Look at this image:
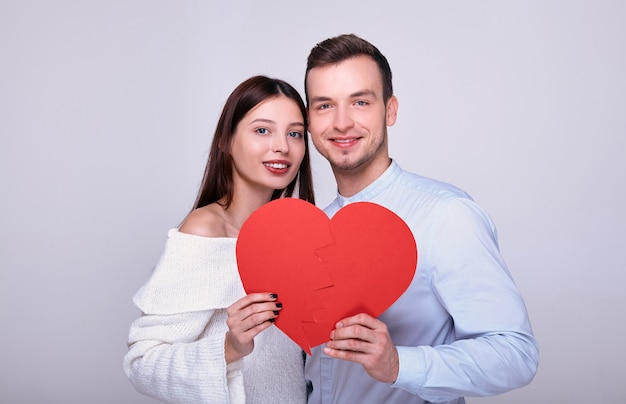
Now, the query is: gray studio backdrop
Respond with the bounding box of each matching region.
[1,1,624,403]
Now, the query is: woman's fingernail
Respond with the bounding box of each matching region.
[275,302,283,308]
[270,293,278,299]
[273,310,279,315]
[269,318,275,323]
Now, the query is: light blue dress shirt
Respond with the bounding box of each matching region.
[305,161,539,404]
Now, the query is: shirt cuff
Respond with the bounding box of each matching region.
[391,345,426,394]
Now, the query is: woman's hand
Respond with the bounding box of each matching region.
[224,293,282,363]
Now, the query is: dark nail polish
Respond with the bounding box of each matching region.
[275,302,283,308]
[270,293,278,299]
[269,318,275,323]
[273,310,280,315]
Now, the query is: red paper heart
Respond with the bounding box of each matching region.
[236,198,417,354]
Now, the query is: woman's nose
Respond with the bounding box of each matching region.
[272,134,289,153]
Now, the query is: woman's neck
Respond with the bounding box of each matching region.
[220,187,274,235]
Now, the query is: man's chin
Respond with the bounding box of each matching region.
[330,158,364,173]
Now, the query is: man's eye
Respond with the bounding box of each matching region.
[318,104,331,110]
[355,100,369,106]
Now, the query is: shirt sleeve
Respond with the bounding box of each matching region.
[393,197,539,401]
[123,309,243,404]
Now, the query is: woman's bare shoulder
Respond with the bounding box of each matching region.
[178,204,227,237]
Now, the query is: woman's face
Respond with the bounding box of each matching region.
[230,95,306,196]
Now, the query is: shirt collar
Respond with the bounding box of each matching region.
[336,160,401,208]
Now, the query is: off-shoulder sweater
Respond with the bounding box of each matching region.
[123,229,307,403]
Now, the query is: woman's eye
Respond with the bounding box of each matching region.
[288,131,303,138]
[256,127,269,135]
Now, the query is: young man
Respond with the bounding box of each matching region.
[303,34,539,403]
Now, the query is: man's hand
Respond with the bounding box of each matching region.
[323,313,399,383]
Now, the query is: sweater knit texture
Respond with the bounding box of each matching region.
[123,229,307,403]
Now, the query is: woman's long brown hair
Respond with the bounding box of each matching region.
[190,76,315,214]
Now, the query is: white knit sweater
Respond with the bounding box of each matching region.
[123,229,307,403]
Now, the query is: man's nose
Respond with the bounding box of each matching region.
[332,106,355,132]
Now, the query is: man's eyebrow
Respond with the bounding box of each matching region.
[351,90,377,99]
[310,90,377,103]
[309,96,332,103]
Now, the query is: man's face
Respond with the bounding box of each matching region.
[306,55,397,177]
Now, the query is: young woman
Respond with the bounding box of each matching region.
[123,76,314,403]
